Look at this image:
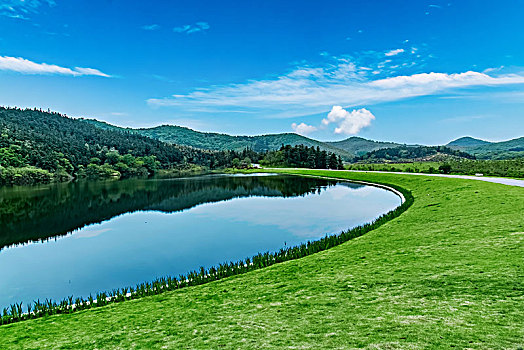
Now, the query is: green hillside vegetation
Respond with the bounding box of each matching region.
[260,145,344,169]
[353,145,475,163]
[346,159,524,178]
[83,119,353,159]
[1,169,522,348]
[447,136,524,159]
[326,136,404,156]
[79,119,524,161]
[447,136,492,148]
[0,107,259,185]
[444,159,524,177]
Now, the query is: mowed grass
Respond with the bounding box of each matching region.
[1,170,523,349]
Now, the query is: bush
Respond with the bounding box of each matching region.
[439,164,452,174]
[0,166,53,186]
[85,164,120,179]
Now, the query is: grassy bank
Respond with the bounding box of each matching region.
[1,170,523,349]
[346,159,524,178]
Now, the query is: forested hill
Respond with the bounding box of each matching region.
[82,119,353,159]
[447,136,524,159]
[326,137,405,156]
[354,145,475,162]
[0,107,254,185]
[447,136,491,148]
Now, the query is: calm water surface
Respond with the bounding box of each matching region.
[0,174,401,308]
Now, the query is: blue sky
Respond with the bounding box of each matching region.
[0,0,523,144]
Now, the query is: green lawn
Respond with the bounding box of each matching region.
[1,170,523,349]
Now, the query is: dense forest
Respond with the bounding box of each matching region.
[353,145,475,162]
[260,145,344,169]
[0,108,350,186]
[0,107,259,185]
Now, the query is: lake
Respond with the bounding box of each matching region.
[0,173,401,308]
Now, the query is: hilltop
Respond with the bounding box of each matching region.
[447,136,524,159]
[447,136,491,148]
[354,145,475,163]
[326,136,404,156]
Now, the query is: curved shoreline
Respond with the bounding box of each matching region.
[293,173,406,204]
[0,173,412,326]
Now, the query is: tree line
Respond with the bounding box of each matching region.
[260,145,344,169]
[353,145,475,162]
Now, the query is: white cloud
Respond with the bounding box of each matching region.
[73,67,111,77]
[142,24,160,31]
[368,71,524,89]
[0,55,111,77]
[0,0,55,19]
[291,122,317,136]
[173,22,210,34]
[385,48,405,57]
[147,56,524,119]
[322,106,375,135]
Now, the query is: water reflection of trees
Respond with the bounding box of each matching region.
[0,175,354,249]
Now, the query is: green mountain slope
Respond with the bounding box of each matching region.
[0,107,248,184]
[326,136,404,156]
[447,136,491,148]
[447,136,524,159]
[82,120,354,159]
[354,145,475,163]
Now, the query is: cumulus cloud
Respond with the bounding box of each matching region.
[0,55,111,77]
[322,106,375,135]
[291,122,317,136]
[173,22,210,34]
[385,49,404,56]
[147,56,524,119]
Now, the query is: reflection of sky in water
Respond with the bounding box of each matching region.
[0,182,400,308]
[191,185,398,237]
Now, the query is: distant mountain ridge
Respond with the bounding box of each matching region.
[82,119,523,160]
[326,137,405,156]
[447,136,524,159]
[82,120,358,159]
